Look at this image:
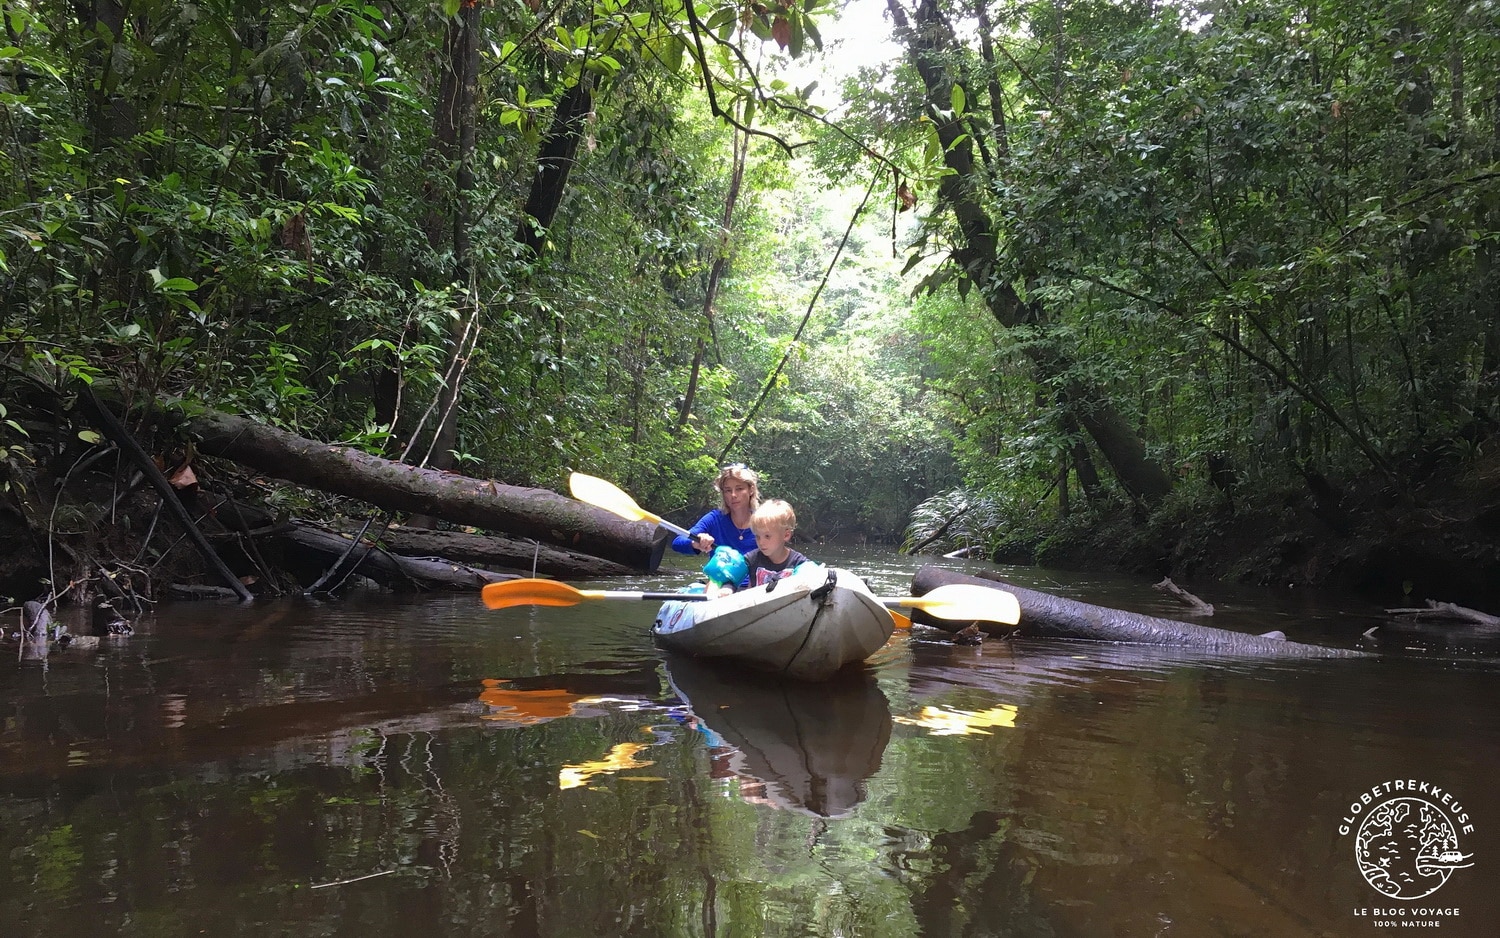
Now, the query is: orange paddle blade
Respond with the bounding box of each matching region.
[482,578,586,610]
[889,609,913,629]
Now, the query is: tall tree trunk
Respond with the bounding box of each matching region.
[76,0,133,148]
[418,2,481,482]
[516,76,595,257]
[888,0,1171,507]
[1481,80,1500,422]
[516,74,595,397]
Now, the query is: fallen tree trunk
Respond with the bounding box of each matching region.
[371,526,636,579]
[188,409,665,571]
[205,494,630,581]
[278,521,514,592]
[910,565,1367,658]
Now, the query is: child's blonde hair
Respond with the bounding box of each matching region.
[750,499,796,535]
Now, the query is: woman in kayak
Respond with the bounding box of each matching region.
[672,463,761,558]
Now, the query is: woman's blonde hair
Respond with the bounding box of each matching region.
[750,499,796,534]
[715,463,761,511]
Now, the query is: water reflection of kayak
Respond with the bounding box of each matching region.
[652,565,893,681]
[664,654,892,818]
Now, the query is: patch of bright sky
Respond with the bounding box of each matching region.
[783,0,902,111]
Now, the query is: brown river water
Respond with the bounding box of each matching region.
[2,547,1497,937]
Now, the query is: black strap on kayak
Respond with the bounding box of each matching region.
[775,567,837,677]
[808,567,837,604]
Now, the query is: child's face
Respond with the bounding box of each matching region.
[753,525,792,557]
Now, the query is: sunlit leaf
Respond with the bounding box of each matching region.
[894,704,1019,736]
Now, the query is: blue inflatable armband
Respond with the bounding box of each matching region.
[703,546,748,589]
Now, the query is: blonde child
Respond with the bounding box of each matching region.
[743,499,810,588]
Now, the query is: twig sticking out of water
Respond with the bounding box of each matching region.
[1153,577,1215,615]
[309,869,397,889]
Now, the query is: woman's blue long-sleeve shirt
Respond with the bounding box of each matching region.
[670,509,759,557]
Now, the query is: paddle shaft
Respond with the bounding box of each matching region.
[645,514,693,539]
[579,590,711,602]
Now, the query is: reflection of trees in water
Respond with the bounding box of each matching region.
[889,810,1055,936]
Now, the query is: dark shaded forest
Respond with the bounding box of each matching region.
[3,0,1499,613]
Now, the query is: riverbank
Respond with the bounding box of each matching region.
[1024,450,1500,611]
[4,406,1499,617]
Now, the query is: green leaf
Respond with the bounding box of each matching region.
[663,35,684,73]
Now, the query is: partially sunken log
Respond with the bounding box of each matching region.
[278,521,513,592]
[189,409,664,571]
[910,565,1366,658]
[372,527,636,579]
[1384,600,1500,628]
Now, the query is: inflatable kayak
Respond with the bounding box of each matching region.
[652,564,894,680]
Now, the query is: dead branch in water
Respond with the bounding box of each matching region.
[1153,577,1215,615]
[1384,600,1500,627]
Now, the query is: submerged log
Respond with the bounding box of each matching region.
[371,526,635,579]
[278,521,514,592]
[910,565,1366,658]
[188,409,665,571]
[1384,600,1500,627]
[206,495,632,581]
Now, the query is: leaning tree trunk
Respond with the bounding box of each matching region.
[887,0,1172,508]
[679,124,747,429]
[188,409,665,571]
[516,73,595,398]
[515,75,594,258]
[911,565,1366,657]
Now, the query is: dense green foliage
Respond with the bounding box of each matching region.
[1,0,916,530]
[3,0,1497,556]
[872,0,1500,556]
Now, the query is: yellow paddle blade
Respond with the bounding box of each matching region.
[569,472,692,537]
[888,584,1022,625]
[889,609,913,630]
[482,578,587,610]
[569,472,657,524]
